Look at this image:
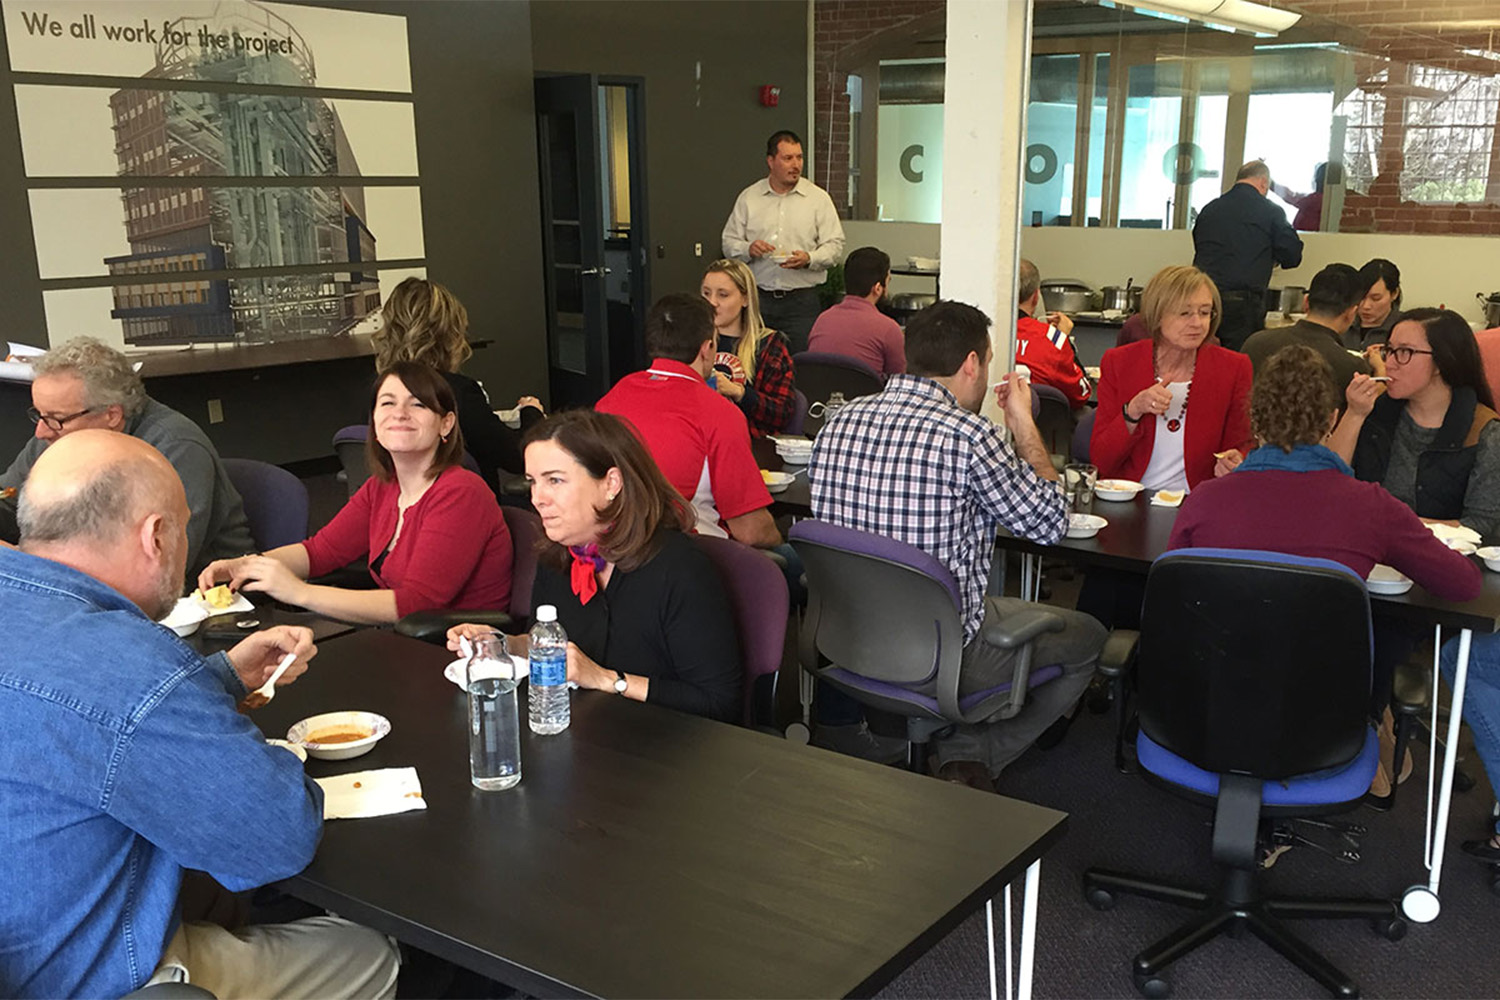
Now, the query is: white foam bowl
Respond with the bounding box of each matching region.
[1066,514,1108,539]
[1478,546,1500,572]
[1094,479,1144,502]
[774,438,813,464]
[287,711,391,761]
[266,738,308,763]
[908,255,940,271]
[1366,564,1413,596]
[1445,539,1479,556]
[761,471,795,493]
[159,597,207,637]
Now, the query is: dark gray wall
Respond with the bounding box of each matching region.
[530,0,810,303]
[0,1,548,462]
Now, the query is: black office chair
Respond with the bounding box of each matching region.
[1071,407,1096,464]
[395,505,542,643]
[791,351,884,436]
[1083,549,1404,999]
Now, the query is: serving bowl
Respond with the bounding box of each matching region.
[1066,514,1108,539]
[761,470,795,493]
[1477,546,1500,572]
[159,597,207,637]
[1094,479,1144,502]
[287,711,391,761]
[907,255,940,271]
[1366,564,1414,596]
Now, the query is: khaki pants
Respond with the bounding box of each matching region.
[149,916,399,999]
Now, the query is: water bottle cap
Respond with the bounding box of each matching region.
[535,605,558,623]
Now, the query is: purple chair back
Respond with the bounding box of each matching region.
[787,388,809,436]
[693,534,789,726]
[789,519,1062,728]
[222,458,309,551]
[501,505,543,621]
[1072,407,1095,464]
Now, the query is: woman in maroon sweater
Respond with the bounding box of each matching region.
[1170,346,1479,729]
[199,362,512,622]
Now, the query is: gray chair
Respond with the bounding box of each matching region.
[1031,383,1076,459]
[331,424,371,498]
[1071,407,1096,464]
[789,519,1068,774]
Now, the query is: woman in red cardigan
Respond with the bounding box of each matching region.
[1092,265,1254,492]
[198,362,512,623]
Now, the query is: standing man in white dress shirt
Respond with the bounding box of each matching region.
[721,129,846,354]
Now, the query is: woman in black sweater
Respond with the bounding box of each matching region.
[449,410,743,722]
[372,277,544,493]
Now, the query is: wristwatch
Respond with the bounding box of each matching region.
[612,670,629,694]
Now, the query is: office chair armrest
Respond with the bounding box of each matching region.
[1098,629,1140,679]
[499,473,531,497]
[395,609,516,645]
[981,606,1065,650]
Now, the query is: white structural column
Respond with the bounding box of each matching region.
[940,0,1033,422]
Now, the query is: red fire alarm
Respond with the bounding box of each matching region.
[760,85,781,107]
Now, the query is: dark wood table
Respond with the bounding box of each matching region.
[995,492,1500,923]
[254,629,1068,999]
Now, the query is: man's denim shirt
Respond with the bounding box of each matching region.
[0,547,324,999]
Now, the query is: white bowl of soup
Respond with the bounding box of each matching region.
[287,711,391,761]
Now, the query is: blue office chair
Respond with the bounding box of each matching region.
[789,519,1069,774]
[221,458,308,551]
[1083,549,1404,999]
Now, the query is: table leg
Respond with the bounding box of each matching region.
[1405,626,1470,923]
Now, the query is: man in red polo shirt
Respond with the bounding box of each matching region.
[598,294,781,549]
[1016,258,1092,409]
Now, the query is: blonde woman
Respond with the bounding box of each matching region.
[372,277,543,490]
[700,259,797,436]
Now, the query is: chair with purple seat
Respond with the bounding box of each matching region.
[332,424,482,498]
[694,535,789,727]
[221,458,308,551]
[1083,549,1404,999]
[788,519,1067,774]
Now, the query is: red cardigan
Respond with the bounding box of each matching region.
[1091,339,1254,490]
[303,466,513,617]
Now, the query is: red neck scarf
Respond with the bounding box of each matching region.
[569,544,607,605]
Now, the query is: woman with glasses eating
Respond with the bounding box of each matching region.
[1330,307,1500,542]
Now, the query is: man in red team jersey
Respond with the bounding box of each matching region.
[1015,259,1092,410]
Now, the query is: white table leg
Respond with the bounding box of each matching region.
[1018,859,1040,1000]
[987,860,1042,1000]
[1405,626,1470,923]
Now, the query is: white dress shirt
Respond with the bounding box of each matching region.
[721,177,846,292]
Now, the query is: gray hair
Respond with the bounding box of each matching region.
[18,464,141,546]
[1236,160,1270,182]
[1018,259,1041,303]
[33,337,147,419]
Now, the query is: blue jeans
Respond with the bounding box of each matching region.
[1439,633,1500,836]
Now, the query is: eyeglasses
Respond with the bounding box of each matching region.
[1377,345,1434,365]
[26,406,97,432]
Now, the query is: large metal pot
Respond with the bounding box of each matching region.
[889,292,937,327]
[1100,282,1143,314]
[1477,292,1500,329]
[1039,280,1096,314]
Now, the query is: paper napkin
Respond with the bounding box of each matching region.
[316,767,427,820]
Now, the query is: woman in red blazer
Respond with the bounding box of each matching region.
[1092,265,1254,491]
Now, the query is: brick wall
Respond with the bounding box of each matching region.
[812,0,945,218]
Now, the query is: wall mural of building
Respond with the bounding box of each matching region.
[104,4,377,345]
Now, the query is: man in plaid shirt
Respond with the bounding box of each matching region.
[810,300,1106,791]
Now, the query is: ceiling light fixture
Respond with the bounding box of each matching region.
[1117,0,1301,37]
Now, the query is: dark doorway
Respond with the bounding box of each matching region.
[534,74,649,408]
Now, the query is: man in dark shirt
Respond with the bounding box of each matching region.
[1243,263,1372,393]
[1192,160,1304,351]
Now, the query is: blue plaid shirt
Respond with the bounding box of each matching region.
[809,375,1067,642]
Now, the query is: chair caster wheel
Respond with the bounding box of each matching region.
[1372,916,1407,941]
[1456,770,1477,793]
[1085,887,1116,911]
[784,722,810,745]
[1133,970,1170,998]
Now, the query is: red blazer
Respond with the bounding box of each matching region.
[1091,339,1254,490]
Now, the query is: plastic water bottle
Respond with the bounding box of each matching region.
[528,605,570,734]
[824,391,848,422]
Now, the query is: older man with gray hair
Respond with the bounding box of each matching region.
[0,430,400,999]
[0,336,252,572]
